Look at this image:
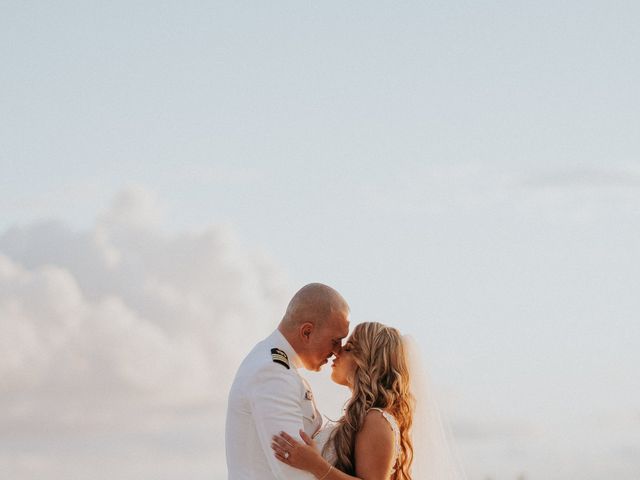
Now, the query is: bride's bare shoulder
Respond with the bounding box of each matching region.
[358,409,395,441]
[353,410,396,475]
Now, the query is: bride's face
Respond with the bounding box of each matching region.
[330,337,357,387]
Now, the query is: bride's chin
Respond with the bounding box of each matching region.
[331,373,351,388]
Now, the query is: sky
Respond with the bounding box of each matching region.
[1,1,639,479]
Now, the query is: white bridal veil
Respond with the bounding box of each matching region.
[402,335,467,480]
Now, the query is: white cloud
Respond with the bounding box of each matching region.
[0,187,292,479]
[0,186,291,427]
[99,185,165,230]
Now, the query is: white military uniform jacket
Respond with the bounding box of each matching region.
[226,329,323,480]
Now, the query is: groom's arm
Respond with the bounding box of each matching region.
[250,367,316,480]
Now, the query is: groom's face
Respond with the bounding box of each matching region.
[302,311,350,372]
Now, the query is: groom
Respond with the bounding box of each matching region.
[226,283,350,479]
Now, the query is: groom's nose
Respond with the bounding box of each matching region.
[332,344,343,357]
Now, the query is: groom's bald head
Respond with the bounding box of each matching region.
[279,283,350,371]
[281,283,349,329]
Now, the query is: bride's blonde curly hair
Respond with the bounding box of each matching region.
[325,322,414,480]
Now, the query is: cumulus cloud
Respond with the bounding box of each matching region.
[0,186,291,428]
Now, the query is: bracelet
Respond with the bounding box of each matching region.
[318,465,333,480]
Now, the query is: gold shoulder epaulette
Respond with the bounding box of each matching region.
[271,348,290,369]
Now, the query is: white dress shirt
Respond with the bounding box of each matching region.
[226,329,323,479]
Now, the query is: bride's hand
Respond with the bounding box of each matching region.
[272,429,326,473]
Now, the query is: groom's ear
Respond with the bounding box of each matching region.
[300,322,314,342]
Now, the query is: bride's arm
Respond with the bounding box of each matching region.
[352,410,396,479]
[272,411,395,480]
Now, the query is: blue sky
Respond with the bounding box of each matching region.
[1,2,639,479]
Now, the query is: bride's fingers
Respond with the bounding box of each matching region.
[299,429,313,446]
[271,442,290,460]
[278,431,297,445]
[273,449,289,463]
[271,441,283,453]
[272,435,290,450]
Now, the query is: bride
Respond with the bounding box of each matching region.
[271,322,465,480]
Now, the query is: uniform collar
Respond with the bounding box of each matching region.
[270,329,303,370]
